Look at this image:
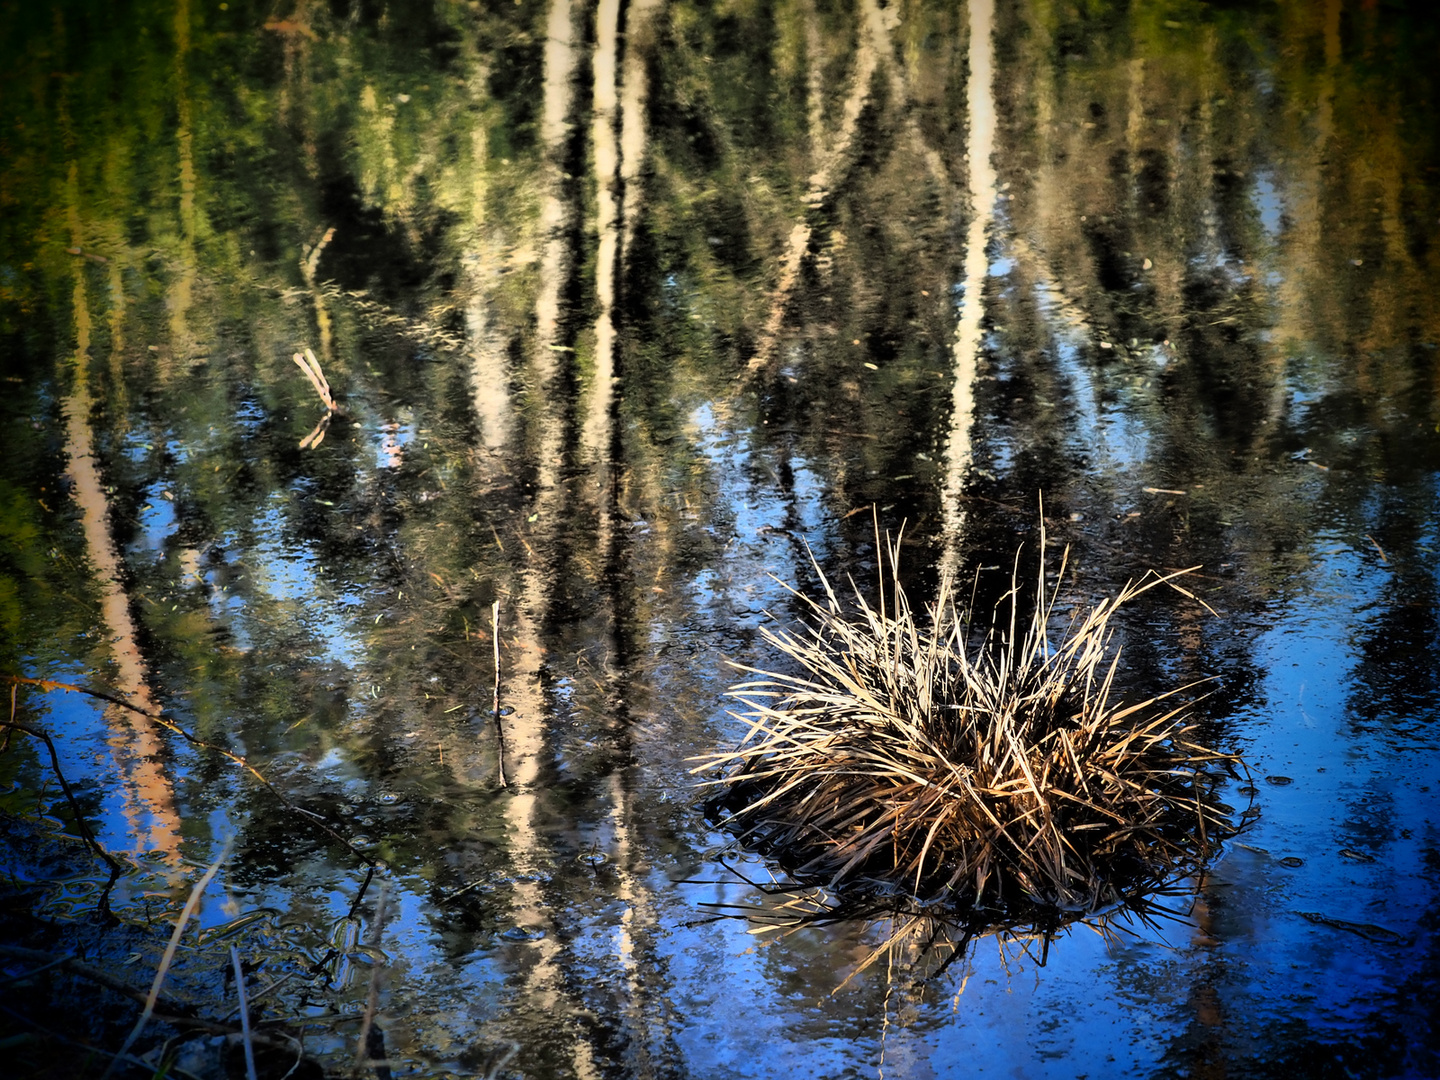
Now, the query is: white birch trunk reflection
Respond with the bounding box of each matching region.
[749,0,880,373]
[582,0,623,462]
[499,2,600,1074]
[940,0,996,573]
[62,167,183,861]
[466,111,511,452]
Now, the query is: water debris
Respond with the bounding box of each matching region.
[696,524,1246,939]
[1296,911,1402,944]
[294,347,339,449]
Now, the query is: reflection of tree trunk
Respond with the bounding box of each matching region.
[493,3,601,1073]
[448,27,513,453]
[1273,0,1336,355]
[861,0,945,185]
[104,223,131,429]
[531,0,581,494]
[619,0,661,261]
[466,125,511,451]
[169,0,197,367]
[62,166,183,861]
[939,0,996,575]
[582,0,624,462]
[749,0,955,378]
[748,0,880,373]
[300,226,335,364]
[588,2,677,1067]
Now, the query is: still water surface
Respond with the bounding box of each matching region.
[1,0,1438,1075]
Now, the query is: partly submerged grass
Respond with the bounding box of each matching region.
[695,528,1245,925]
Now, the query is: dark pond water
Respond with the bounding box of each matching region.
[2,0,1439,1076]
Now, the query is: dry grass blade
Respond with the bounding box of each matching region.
[698,526,1248,933]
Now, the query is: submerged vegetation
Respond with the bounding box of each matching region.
[699,528,1246,936]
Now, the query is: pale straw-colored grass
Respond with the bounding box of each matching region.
[695,525,1243,923]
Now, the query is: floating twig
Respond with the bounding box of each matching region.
[493,600,507,788]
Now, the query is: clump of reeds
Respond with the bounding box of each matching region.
[696,528,1244,922]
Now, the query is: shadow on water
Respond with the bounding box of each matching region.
[1,0,1439,1075]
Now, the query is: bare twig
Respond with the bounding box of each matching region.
[231,945,259,1080]
[492,600,507,788]
[352,882,390,1078]
[294,346,339,448]
[103,846,229,1079]
[293,347,335,410]
[0,712,123,881]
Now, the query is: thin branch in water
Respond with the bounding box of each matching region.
[307,865,378,982]
[103,845,230,1079]
[231,944,259,1080]
[294,346,339,448]
[2,696,123,911]
[352,882,391,1079]
[492,600,507,788]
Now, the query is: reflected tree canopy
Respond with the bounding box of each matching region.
[1,0,1438,1075]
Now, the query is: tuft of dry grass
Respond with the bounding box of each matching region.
[695,526,1245,922]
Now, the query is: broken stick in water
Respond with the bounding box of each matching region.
[493,599,507,788]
